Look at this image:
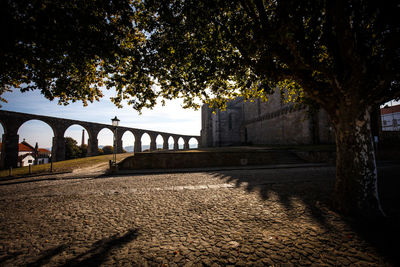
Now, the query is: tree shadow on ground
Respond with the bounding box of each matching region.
[25,229,139,267]
[208,164,400,265]
[26,245,68,267]
[0,251,23,265]
[210,166,337,228]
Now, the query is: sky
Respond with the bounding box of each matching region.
[0,88,201,148]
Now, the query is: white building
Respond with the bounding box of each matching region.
[18,154,35,167]
[0,139,51,167]
[381,104,400,131]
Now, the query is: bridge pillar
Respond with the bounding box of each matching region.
[162,135,169,150]
[52,135,65,162]
[173,137,179,150]
[197,137,202,148]
[115,129,124,154]
[183,138,190,150]
[87,138,99,156]
[150,136,157,151]
[134,139,142,152]
[0,133,19,169]
[117,139,123,153]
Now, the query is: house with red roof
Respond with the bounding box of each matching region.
[0,139,51,167]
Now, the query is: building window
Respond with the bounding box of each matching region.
[28,160,32,163]
[228,114,233,130]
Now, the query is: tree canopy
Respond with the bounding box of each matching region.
[0,0,149,107]
[65,137,82,159]
[2,1,399,111]
[131,0,399,112]
[101,145,114,155]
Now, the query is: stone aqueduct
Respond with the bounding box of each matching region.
[0,110,201,169]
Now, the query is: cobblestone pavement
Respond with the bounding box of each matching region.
[0,165,398,266]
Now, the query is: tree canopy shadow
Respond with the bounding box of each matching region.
[208,164,400,265]
[25,229,139,267]
[61,229,139,267]
[209,166,337,230]
[26,245,68,267]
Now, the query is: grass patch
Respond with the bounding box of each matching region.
[0,153,133,178]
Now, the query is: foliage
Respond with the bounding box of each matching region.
[0,0,145,107]
[101,145,114,155]
[65,137,86,160]
[2,1,398,112]
[131,1,399,113]
[80,144,88,158]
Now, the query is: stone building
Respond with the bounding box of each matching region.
[201,89,335,147]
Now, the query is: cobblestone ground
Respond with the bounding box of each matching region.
[0,166,398,266]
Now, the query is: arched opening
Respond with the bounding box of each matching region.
[17,120,54,166]
[189,138,198,149]
[141,133,151,151]
[121,131,135,153]
[97,128,114,155]
[178,137,184,149]
[64,124,89,159]
[168,136,174,150]
[156,135,164,149]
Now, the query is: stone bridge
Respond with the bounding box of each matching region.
[0,110,201,169]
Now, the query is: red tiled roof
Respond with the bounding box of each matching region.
[381,104,400,115]
[38,148,51,153]
[19,143,34,152]
[0,142,50,153]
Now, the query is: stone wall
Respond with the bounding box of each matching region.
[118,150,302,170]
[243,105,314,145]
[201,89,335,147]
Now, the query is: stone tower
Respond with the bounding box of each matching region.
[201,98,244,147]
[81,129,85,147]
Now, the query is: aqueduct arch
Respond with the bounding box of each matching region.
[0,110,201,168]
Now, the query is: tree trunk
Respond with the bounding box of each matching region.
[333,104,384,217]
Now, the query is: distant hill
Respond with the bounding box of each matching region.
[124,146,134,152]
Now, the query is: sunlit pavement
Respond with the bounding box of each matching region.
[0,165,398,266]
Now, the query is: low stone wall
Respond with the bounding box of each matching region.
[380,131,400,148]
[294,151,336,164]
[118,150,303,170]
